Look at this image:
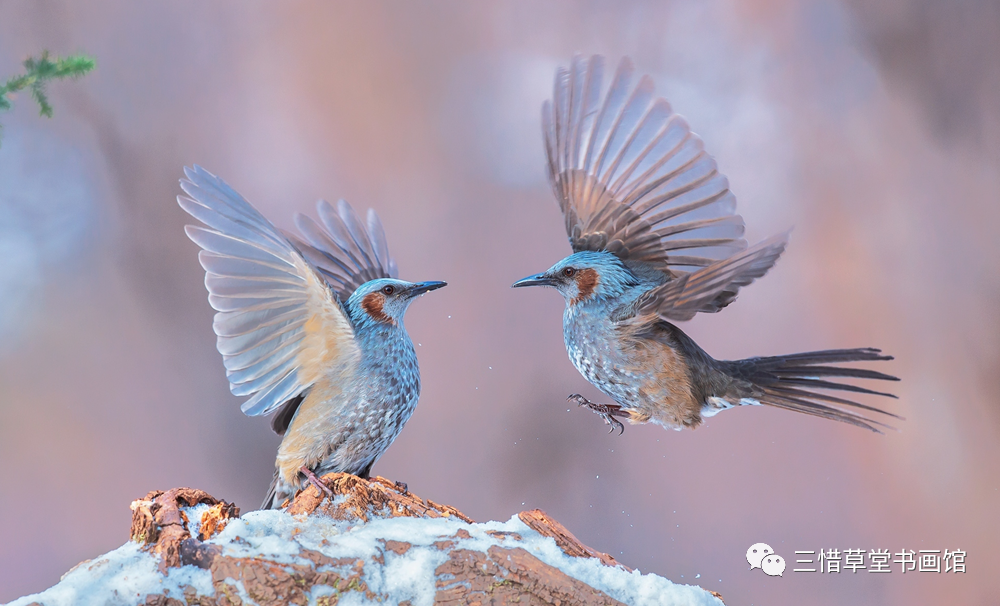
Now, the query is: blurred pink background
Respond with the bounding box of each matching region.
[1,1,999,604]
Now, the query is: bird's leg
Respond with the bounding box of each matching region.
[394,480,409,494]
[299,466,334,500]
[567,394,627,435]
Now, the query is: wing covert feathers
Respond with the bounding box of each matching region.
[544,55,747,274]
[179,165,360,417]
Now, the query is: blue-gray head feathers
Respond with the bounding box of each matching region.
[512,251,638,305]
[347,278,447,326]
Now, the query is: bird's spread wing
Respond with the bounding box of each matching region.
[284,200,398,303]
[544,55,748,275]
[618,233,789,323]
[178,165,361,417]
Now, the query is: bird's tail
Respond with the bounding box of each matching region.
[720,348,901,433]
[261,469,285,510]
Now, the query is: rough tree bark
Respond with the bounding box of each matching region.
[25,473,724,606]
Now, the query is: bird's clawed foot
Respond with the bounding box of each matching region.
[568,394,627,435]
[300,466,334,500]
[394,480,409,494]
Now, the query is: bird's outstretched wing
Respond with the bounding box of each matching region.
[285,200,398,304]
[544,55,748,273]
[544,55,787,317]
[548,55,775,270]
[178,165,361,417]
[620,233,789,323]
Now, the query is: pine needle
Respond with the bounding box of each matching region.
[0,50,96,145]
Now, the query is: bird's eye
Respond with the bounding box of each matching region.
[382,285,395,295]
[562,267,576,278]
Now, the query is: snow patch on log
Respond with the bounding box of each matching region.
[7,474,724,606]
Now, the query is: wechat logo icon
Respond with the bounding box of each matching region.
[747,543,786,577]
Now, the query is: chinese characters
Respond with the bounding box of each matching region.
[792,549,966,573]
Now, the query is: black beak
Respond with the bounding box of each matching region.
[511,273,556,288]
[409,280,447,296]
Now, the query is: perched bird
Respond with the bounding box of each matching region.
[513,56,899,434]
[178,165,446,508]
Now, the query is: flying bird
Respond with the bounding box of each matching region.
[178,165,446,508]
[513,56,899,434]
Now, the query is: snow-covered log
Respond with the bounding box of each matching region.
[7,474,724,606]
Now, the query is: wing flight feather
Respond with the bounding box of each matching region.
[179,165,361,417]
[545,55,790,318]
[544,55,749,274]
[287,200,398,303]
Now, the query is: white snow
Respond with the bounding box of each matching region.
[7,503,721,606]
[5,542,213,606]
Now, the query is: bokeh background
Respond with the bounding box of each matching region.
[2,1,999,604]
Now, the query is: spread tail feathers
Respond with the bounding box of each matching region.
[723,348,901,433]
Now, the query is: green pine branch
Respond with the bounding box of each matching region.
[0,50,96,146]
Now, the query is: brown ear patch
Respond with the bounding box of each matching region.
[571,268,599,304]
[361,292,393,324]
